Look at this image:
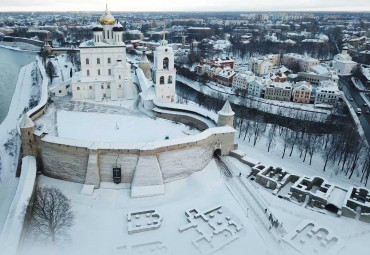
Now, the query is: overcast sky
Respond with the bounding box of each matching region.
[0,0,369,12]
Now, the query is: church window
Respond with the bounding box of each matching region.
[87,70,90,76]
[86,58,89,65]
[77,87,80,90]
[163,57,169,70]
[108,58,111,64]
[98,69,101,75]
[119,84,121,88]
[108,69,112,75]
[101,85,104,89]
[107,84,110,89]
[97,58,100,65]
[89,86,92,90]
[168,76,173,84]
[160,76,165,84]
[119,75,121,80]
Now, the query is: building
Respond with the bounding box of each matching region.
[282,53,320,72]
[153,34,176,103]
[297,64,339,85]
[268,71,287,83]
[72,5,136,101]
[314,80,341,105]
[215,67,236,87]
[264,82,292,101]
[249,56,273,76]
[267,54,280,67]
[197,57,235,74]
[292,81,312,103]
[248,78,269,97]
[232,71,255,90]
[332,47,357,75]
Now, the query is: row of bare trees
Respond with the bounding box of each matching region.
[235,116,370,186]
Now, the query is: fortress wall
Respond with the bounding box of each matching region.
[158,145,213,183]
[98,153,139,183]
[39,140,89,183]
[154,111,210,131]
[36,127,235,185]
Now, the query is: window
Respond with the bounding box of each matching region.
[107,84,110,89]
[163,57,169,70]
[97,58,100,65]
[108,69,112,75]
[160,76,165,84]
[77,87,80,90]
[59,90,62,93]
[87,70,90,76]
[89,86,92,90]
[101,85,104,89]
[168,76,173,84]
[119,75,121,80]
[108,58,111,64]
[86,58,89,65]
[98,69,101,75]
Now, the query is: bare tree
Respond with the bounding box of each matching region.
[46,61,56,84]
[27,187,74,242]
[266,123,277,152]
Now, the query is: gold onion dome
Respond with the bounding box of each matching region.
[100,4,115,25]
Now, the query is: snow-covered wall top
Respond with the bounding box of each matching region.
[27,56,49,119]
[40,126,235,152]
[153,99,218,123]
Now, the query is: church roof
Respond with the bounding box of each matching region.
[218,100,234,116]
[20,113,34,128]
[100,4,115,25]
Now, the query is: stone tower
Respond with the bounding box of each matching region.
[20,113,36,156]
[153,30,176,103]
[217,100,235,127]
[139,51,151,80]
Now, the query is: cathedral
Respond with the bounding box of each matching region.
[72,5,136,101]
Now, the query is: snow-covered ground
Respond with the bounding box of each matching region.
[56,110,200,143]
[20,160,277,255]
[0,61,39,233]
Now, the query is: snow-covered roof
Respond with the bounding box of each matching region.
[218,101,234,116]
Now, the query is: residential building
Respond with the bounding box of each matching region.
[248,78,269,97]
[215,67,236,87]
[264,81,292,101]
[232,71,255,90]
[249,56,273,76]
[297,64,339,85]
[292,81,312,103]
[314,80,341,105]
[282,53,320,72]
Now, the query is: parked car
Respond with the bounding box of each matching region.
[356,108,362,115]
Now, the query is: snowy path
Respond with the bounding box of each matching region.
[218,156,285,253]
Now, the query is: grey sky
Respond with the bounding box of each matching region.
[0,0,369,12]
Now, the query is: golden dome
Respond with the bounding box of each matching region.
[100,4,115,25]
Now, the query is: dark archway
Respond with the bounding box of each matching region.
[325,204,339,214]
[214,149,221,157]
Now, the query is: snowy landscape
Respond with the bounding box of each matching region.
[1,3,370,255]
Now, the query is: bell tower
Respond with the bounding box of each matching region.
[153,25,176,103]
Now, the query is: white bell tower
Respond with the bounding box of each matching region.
[153,26,176,103]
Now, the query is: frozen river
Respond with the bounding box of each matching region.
[0,47,36,124]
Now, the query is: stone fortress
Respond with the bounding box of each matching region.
[19,5,237,199]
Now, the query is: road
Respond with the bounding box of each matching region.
[339,76,370,144]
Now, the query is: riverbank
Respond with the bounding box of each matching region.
[0,60,40,233]
[0,42,41,52]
